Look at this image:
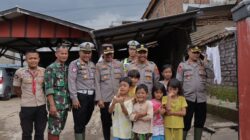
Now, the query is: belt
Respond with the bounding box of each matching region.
[77,89,95,95]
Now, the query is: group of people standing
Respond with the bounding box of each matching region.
[13,39,213,140]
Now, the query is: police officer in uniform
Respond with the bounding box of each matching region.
[127,44,160,97]
[95,43,124,140]
[176,45,214,140]
[122,40,140,72]
[45,46,71,140]
[68,42,96,140]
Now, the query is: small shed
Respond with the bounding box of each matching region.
[0,7,93,67]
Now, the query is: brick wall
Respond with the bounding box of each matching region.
[219,35,237,87]
[207,35,237,87]
[148,0,183,19]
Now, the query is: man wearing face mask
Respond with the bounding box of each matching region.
[45,46,71,140]
[127,44,160,98]
[95,43,124,140]
[68,42,96,140]
[176,45,214,140]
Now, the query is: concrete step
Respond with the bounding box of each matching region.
[207,96,238,123]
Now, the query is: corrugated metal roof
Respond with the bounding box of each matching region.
[190,21,235,46]
[92,10,198,48]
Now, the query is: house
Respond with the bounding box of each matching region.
[142,0,237,86]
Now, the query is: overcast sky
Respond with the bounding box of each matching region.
[0,0,150,29]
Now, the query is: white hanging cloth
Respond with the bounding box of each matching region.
[206,45,222,84]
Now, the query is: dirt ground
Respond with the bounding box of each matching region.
[0,97,238,140]
[0,97,103,140]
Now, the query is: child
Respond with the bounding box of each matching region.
[109,77,134,140]
[151,82,167,140]
[130,84,153,140]
[162,78,187,140]
[160,64,173,90]
[127,69,140,97]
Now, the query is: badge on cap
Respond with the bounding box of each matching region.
[131,41,136,46]
[86,43,90,48]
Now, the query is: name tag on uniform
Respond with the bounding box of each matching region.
[114,68,121,73]
[89,72,94,78]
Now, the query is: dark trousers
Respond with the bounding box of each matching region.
[184,100,207,131]
[19,104,47,140]
[100,102,112,140]
[72,93,95,133]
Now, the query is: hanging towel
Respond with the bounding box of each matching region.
[206,45,222,84]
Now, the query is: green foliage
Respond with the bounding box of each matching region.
[207,85,237,102]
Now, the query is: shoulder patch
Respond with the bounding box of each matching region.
[72,67,77,72]
[177,64,183,74]
[14,74,19,80]
[154,65,159,74]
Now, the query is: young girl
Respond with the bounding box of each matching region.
[162,78,187,140]
[130,84,153,140]
[160,64,173,90]
[109,77,133,140]
[127,69,140,97]
[151,82,167,140]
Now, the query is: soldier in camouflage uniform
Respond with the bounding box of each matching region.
[45,46,70,140]
[95,43,124,140]
[127,44,160,98]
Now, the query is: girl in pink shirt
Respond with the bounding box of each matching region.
[151,82,167,140]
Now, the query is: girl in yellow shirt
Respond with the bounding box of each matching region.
[162,78,187,140]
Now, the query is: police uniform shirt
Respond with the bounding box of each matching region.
[13,67,46,107]
[95,59,124,102]
[68,59,96,101]
[176,60,214,103]
[127,60,160,97]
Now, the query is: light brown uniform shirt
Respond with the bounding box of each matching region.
[13,67,46,107]
[127,60,160,98]
[95,59,124,102]
[68,59,96,102]
[176,60,214,103]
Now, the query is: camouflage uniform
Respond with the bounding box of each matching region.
[45,61,70,136]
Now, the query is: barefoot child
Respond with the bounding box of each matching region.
[130,84,153,140]
[151,82,167,140]
[109,77,133,140]
[162,79,187,140]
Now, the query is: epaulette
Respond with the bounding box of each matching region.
[148,61,156,65]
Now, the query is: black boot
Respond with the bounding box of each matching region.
[194,128,203,140]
